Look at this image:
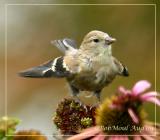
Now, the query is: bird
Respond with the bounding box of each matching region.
[19,30,129,101]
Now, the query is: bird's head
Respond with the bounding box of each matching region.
[80,30,116,55]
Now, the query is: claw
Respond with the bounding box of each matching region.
[73,96,88,112]
[90,101,100,110]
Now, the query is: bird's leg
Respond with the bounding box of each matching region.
[69,84,81,103]
[94,89,101,102]
[69,84,79,96]
[69,84,88,111]
[92,89,102,108]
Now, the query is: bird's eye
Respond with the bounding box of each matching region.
[93,39,99,43]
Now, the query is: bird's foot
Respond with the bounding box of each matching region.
[73,96,88,112]
[90,101,100,110]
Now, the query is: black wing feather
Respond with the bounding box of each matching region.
[19,57,70,78]
[112,56,129,77]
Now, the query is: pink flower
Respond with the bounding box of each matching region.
[67,80,160,140]
[67,126,106,140]
[67,123,158,140]
[116,80,160,124]
[119,80,159,105]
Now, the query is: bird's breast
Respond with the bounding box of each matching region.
[67,53,118,91]
[67,66,116,91]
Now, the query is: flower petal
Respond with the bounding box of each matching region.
[67,126,101,140]
[109,104,122,110]
[132,80,151,95]
[141,135,155,140]
[107,136,129,140]
[118,136,129,140]
[139,122,157,139]
[118,86,131,95]
[108,136,120,140]
[133,136,142,140]
[141,123,156,135]
[128,108,139,124]
[140,92,158,100]
[91,133,106,140]
[118,86,128,95]
[144,97,160,106]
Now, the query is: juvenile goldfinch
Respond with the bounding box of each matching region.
[19,30,129,101]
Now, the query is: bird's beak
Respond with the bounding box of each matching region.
[105,36,116,45]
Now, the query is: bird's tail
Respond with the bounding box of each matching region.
[19,57,70,78]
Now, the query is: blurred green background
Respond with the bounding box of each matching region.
[0,0,159,137]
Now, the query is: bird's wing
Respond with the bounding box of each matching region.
[51,38,78,53]
[19,56,71,78]
[112,56,129,76]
